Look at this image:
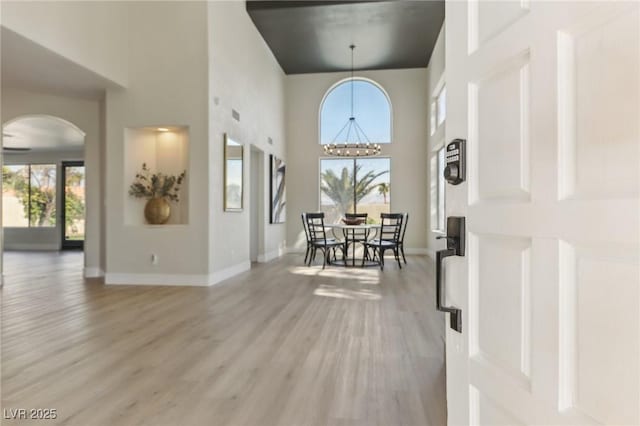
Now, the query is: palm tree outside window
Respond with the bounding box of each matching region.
[320,158,391,224]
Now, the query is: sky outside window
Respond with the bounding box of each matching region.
[320,80,391,144]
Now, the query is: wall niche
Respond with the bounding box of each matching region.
[124,126,189,226]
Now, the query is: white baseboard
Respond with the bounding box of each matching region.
[425,248,436,259]
[105,272,213,286]
[4,243,58,251]
[209,260,251,285]
[104,261,252,287]
[84,267,104,278]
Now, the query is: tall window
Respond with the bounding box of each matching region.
[436,86,447,126]
[320,158,390,224]
[2,164,57,227]
[320,79,391,144]
[430,147,446,232]
[430,82,446,136]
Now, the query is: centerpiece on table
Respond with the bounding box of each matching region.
[342,217,364,225]
[128,163,186,225]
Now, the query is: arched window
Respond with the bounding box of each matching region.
[318,79,392,223]
[319,78,392,145]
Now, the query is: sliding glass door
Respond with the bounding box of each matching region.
[61,162,85,249]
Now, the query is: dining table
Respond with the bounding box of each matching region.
[325,223,381,267]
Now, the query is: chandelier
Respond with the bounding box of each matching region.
[323,45,381,157]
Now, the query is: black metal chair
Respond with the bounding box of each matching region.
[398,213,409,264]
[363,213,404,270]
[344,212,370,260]
[301,213,313,265]
[304,213,346,269]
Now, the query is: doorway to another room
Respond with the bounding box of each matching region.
[250,145,264,263]
[2,115,86,276]
[61,161,85,250]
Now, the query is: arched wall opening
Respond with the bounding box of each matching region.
[2,113,91,279]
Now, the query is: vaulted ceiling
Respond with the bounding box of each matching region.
[246,0,445,74]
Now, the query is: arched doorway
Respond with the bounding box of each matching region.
[2,115,86,279]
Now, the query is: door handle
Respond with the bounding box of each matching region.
[435,216,465,333]
[436,249,462,333]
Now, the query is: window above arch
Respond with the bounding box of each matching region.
[320,78,392,145]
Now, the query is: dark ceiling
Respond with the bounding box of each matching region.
[246,1,444,75]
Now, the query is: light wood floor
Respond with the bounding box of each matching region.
[1,251,446,426]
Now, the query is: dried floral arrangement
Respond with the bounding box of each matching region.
[128,163,186,202]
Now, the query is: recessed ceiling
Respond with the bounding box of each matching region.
[3,116,85,152]
[246,0,444,74]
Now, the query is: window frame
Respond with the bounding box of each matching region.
[318,76,394,145]
[2,162,58,228]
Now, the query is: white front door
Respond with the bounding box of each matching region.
[443,1,639,424]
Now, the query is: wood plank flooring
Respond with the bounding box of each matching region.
[1,251,446,426]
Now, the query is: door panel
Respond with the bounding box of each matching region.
[470,234,532,388]
[470,386,525,426]
[563,242,639,423]
[470,51,531,203]
[445,1,639,425]
[558,7,639,200]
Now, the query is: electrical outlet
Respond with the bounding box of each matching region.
[151,254,159,265]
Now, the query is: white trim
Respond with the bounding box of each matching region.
[425,248,436,260]
[84,267,104,278]
[4,243,59,251]
[432,72,446,98]
[105,272,213,286]
[209,260,251,285]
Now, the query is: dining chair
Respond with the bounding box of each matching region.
[301,213,312,265]
[344,212,370,260]
[363,213,403,270]
[398,212,409,264]
[304,213,346,269]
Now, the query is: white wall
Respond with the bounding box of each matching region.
[208,1,287,280]
[286,68,429,252]
[426,25,446,255]
[104,2,210,284]
[1,1,129,86]
[1,88,102,274]
[3,149,83,250]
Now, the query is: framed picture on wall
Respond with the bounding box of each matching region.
[269,154,286,223]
